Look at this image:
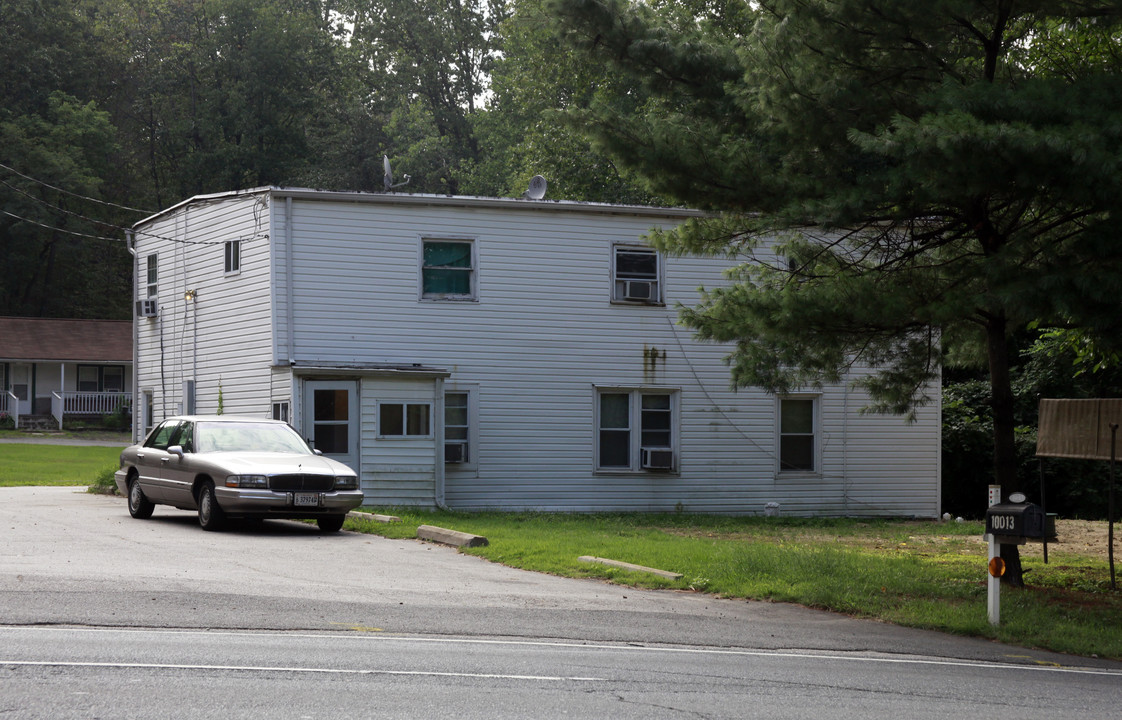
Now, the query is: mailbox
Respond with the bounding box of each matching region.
[985,502,1056,543]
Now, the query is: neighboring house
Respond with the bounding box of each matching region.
[0,317,133,429]
[128,187,940,516]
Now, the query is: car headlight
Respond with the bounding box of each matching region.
[227,474,268,488]
[333,475,358,490]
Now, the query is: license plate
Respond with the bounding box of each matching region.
[293,492,321,507]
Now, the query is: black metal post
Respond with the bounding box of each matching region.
[1110,424,1117,591]
[1039,458,1048,564]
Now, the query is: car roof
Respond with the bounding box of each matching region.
[163,415,289,424]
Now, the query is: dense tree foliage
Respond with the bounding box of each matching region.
[3,0,1120,526]
[548,0,1122,504]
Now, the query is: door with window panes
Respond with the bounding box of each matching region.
[303,381,359,473]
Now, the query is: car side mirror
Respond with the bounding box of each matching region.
[168,445,185,458]
[313,449,323,456]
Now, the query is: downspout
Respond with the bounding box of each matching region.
[285,197,295,364]
[435,377,447,509]
[127,230,139,443]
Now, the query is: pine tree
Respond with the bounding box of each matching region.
[551,0,1122,582]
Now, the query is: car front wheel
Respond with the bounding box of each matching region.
[127,475,154,519]
[197,481,226,532]
[317,515,346,533]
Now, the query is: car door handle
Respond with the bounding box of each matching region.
[160,457,171,463]
[136,453,145,460]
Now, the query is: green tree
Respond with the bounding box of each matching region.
[107,0,347,204]
[0,92,132,318]
[550,1,1122,559]
[466,0,660,202]
[341,0,506,194]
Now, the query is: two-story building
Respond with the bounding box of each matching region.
[128,187,940,516]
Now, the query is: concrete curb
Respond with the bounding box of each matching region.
[578,556,683,580]
[347,510,401,523]
[417,524,489,548]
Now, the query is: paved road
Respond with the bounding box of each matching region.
[2,487,1120,718]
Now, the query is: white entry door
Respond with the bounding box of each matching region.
[303,380,359,474]
[11,364,32,415]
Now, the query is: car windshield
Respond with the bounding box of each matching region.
[194,422,311,454]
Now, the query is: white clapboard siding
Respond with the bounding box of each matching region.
[132,189,941,516]
[133,192,276,424]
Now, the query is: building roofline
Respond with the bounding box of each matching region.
[132,186,705,229]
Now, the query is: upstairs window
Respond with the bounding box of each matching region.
[421,239,475,300]
[145,254,158,298]
[612,245,662,304]
[224,240,241,274]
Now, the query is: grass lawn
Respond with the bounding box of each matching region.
[349,508,1122,661]
[4,442,1118,660]
[0,444,122,486]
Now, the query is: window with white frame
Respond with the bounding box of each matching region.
[272,401,290,423]
[378,402,432,437]
[224,239,241,274]
[778,396,818,472]
[596,388,677,471]
[612,245,662,304]
[444,391,470,464]
[145,254,158,297]
[421,239,475,299]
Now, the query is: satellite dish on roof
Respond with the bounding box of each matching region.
[522,175,547,200]
[383,155,411,191]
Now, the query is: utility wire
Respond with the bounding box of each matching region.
[0,161,153,214]
[1,209,123,243]
[1,208,266,247]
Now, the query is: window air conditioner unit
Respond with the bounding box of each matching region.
[641,447,674,470]
[444,441,467,464]
[623,280,656,302]
[136,298,158,318]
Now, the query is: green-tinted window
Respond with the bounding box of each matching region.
[422,240,473,297]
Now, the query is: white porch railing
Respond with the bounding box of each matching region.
[0,390,18,429]
[51,391,132,430]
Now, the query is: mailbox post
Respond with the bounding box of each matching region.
[986,486,1001,625]
[984,489,1058,625]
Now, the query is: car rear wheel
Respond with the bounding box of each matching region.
[197,481,226,532]
[317,515,346,533]
[127,475,154,519]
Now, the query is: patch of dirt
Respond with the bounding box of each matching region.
[1036,520,1119,563]
[910,519,1119,563]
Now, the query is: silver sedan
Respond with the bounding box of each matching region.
[115,415,364,532]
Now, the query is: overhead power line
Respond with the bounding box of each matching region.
[0,161,153,215]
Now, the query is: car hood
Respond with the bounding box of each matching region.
[205,453,355,476]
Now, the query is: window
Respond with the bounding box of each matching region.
[103,366,124,392]
[379,402,431,437]
[224,240,240,274]
[779,397,817,472]
[444,391,469,463]
[272,401,290,423]
[145,254,158,298]
[612,245,661,304]
[77,366,100,392]
[595,388,677,471]
[77,365,125,393]
[144,420,181,450]
[421,239,475,299]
